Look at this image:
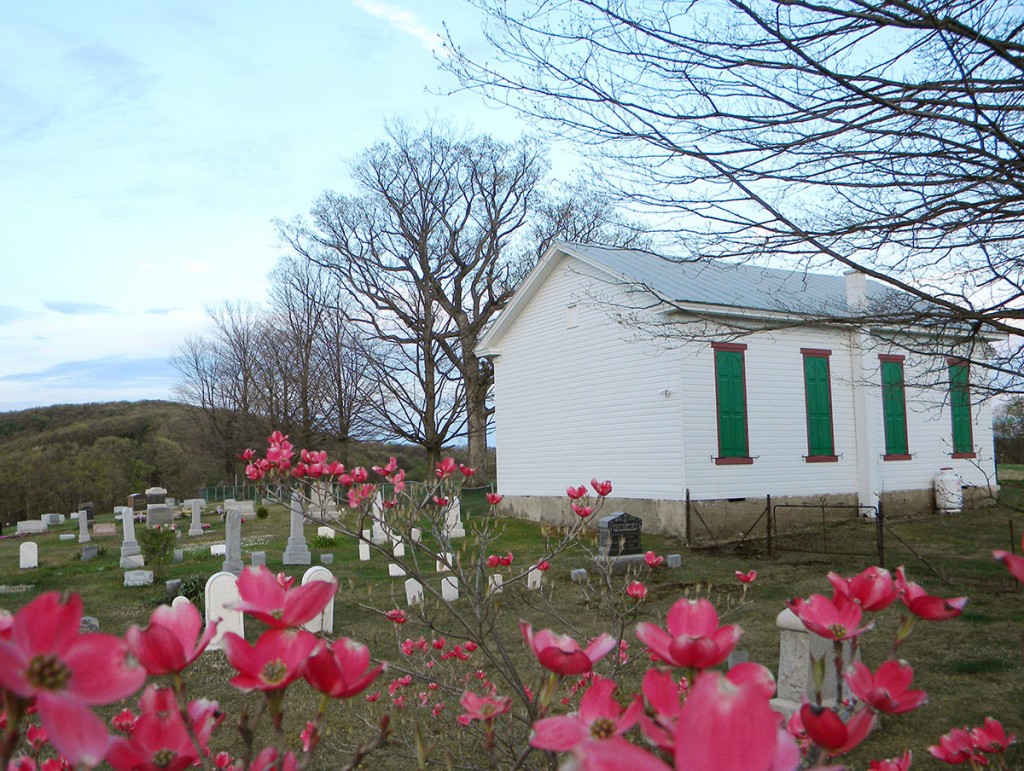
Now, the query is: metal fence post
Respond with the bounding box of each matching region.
[766,493,772,557]
[876,502,885,566]
[685,488,691,547]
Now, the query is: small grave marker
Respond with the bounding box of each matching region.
[124,570,154,587]
[488,574,503,594]
[388,563,406,577]
[358,542,370,561]
[301,566,336,635]
[19,542,38,569]
[527,568,543,590]
[441,576,459,602]
[205,572,245,651]
[405,578,424,606]
[93,523,117,536]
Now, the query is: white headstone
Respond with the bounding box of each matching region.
[405,578,424,606]
[41,513,63,526]
[436,553,453,572]
[388,563,406,577]
[59,533,75,541]
[371,518,388,546]
[527,568,543,590]
[171,595,192,610]
[78,515,90,543]
[441,576,459,602]
[393,540,405,558]
[771,608,860,715]
[19,542,38,569]
[205,571,245,651]
[70,512,79,520]
[120,507,141,562]
[410,527,422,543]
[317,526,336,541]
[120,555,146,569]
[17,520,47,535]
[358,542,371,561]
[210,543,227,556]
[301,566,336,635]
[488,574,503,594]
[189,499,204,537]
[443,497,465,538]
[362,529,372,541]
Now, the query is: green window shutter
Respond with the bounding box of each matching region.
[949,363,973,454]
[881,360,908,455]
[715,349,748,457]
[803,355,834,456]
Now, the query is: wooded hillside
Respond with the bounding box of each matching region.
[0,401,215,524]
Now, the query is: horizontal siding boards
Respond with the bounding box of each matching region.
[492,256,685,499]
[491,253,997,505]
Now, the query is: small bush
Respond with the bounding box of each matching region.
[137,526,176,579]
[255,505,269,519]
[177,574,206,608]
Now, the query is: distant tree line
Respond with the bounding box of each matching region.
[173,122,645,477]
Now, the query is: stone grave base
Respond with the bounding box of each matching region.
[592,553,646,575]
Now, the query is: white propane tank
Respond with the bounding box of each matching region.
[935,467,963,513]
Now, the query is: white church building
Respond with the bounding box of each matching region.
[477,243,998,540]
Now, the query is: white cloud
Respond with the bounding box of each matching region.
[351,0,444,54]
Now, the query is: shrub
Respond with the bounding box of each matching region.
[136,525,175,579]
[255,504,269,519]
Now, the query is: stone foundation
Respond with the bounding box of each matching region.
[498,485,990,542]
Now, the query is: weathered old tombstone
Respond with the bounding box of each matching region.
[236,500,255,516]
[410,527,422,543]
[205,572,245,651]
[370,516,388,546]
[251,551,266,567]
[79,502,95,522]
[317,526,335,541]
[121,555,146,569]
[188,499,204,537]
[319,554,334,565]
[405,578,424,606]
[771,608,859,716]
[393,540,406,558]
[59,533,75,541]
[222,509,244,575]
[388,563,406,577]
[173,548,183,564]
[310,480,340,521]
[41,513,64,526]
[166,578,182,598]
[78,514,91,544]
[570,568,589,583]
[441,576,459,602]
[301,566,336,634]
[124,570,154,587]
[120,507,141,568]
[81,544,98,560]
[358,542,370,561]
[93,523,117,536]
[282,490,311,566]
[16,520,47,535]
[666,554,682,569]
[19,542,38,570]
[488,574,504,594]
[443,497,465,539]
[210,544,226,556]
[79,616,100,633]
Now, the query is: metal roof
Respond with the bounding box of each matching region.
[561,242,896,316]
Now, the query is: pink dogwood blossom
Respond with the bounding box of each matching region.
[520,623,616,676]
[636,598,742,670]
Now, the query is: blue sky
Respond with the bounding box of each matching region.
[0,1,542,412]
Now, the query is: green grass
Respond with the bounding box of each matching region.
[1,493,1023,769]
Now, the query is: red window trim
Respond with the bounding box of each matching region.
[878,353,905,363]
[947,357,970,367]
[800,348,832,357]
[805,455,839,463]
[951,452,977,459]
[715,456,754,465]
[883,453,912,461]
[712,342,748,352]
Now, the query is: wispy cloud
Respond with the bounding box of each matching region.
[0,355,176,387]
[0,305,27,324]
[351,0,444,54]
[144,307,180,316]
[43,301,114,316]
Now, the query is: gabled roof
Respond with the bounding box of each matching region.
[562,242,894,313]
[478,242,896,354]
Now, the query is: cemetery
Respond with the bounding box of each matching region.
[0,464,1021,768]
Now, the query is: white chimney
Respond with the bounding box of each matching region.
[845,270,867,310]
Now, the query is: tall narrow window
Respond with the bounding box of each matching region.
[880,355,910,459]
[802,349,836,461]
[713,343,751,464]
[949,360,975,457]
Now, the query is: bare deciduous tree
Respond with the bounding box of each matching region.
[447,0,1024,386]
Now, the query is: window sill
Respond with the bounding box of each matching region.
[715,456,753,465]
[951,452,977,459]
[805,455,839,463]
[883,453,912,461]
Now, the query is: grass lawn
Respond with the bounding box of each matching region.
[1,487,1022,769]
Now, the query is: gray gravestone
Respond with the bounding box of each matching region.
[146,505,174,528]
[79,616,100,633]
[121,555,145,569]
[17,520,47,535]
[81,544,98,560]
[59,533,75,541]
[189,499,204,536]
[251,551,266,567]
[222,509,244,575]
[120,509,141,564]
[78,515,91,543]
[282,490,311,565]
[124,570,154,587]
